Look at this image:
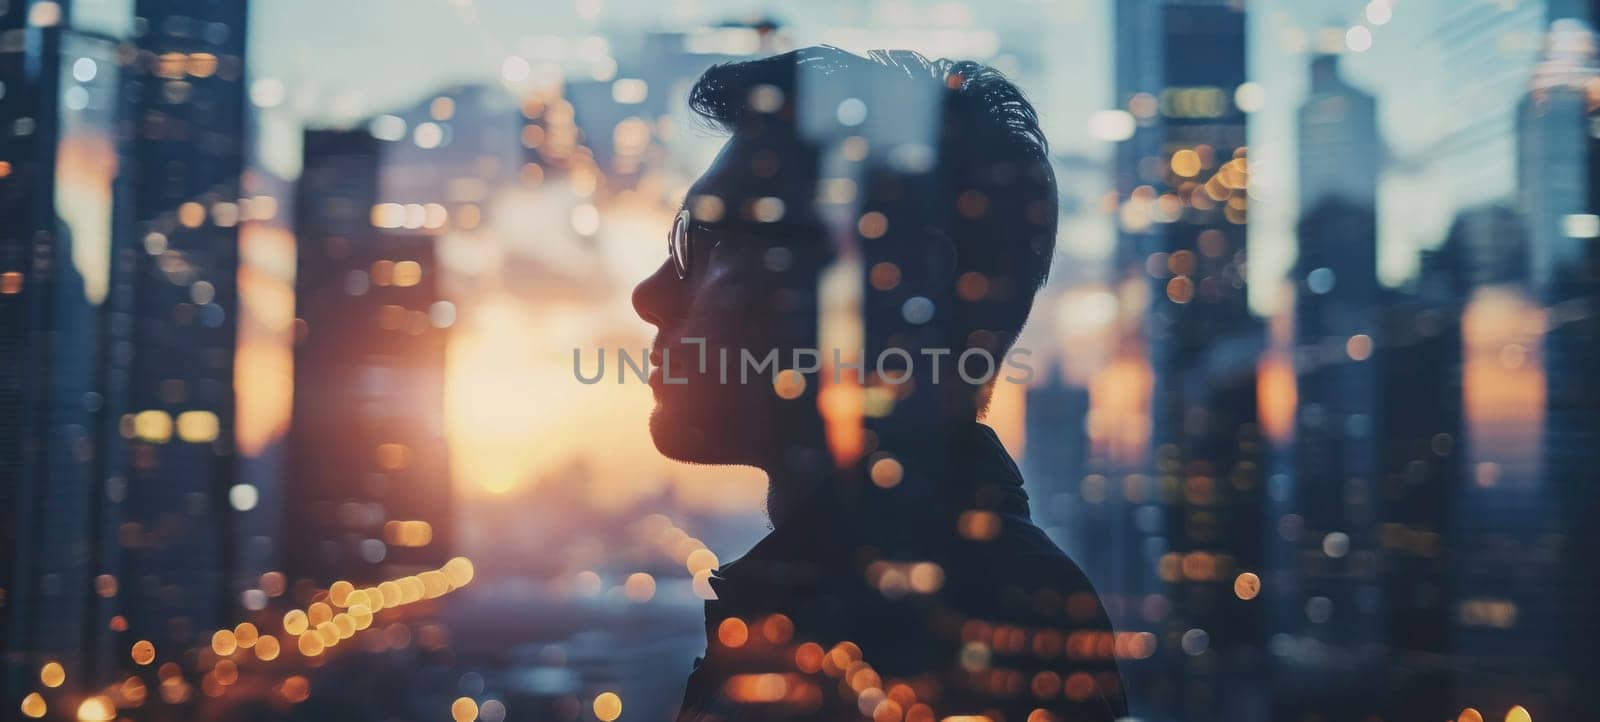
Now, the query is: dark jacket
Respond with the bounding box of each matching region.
[676,423,1128,722]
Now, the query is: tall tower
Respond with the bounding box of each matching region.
[1020,363,1093,557]
[1281,50,1390,716]
[1112,3,1262,720]
[1519,17,1600,718]
[1520,20,1600,292]
[0,0,131,698]
[1421,205,1552,717]
[288,128,454,589]
[1296,55,1381,213]
[1,0,249,701]
[109,0,250,669]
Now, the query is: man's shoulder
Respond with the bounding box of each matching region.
[929,516,1130,721]
[960,514,1097,584]
[932,514,1113,627]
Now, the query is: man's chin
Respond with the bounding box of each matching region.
[648,405,704,462]
[648,404,746,465]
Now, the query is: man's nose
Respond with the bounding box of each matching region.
[632,260,680,328]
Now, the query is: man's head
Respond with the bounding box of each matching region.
[632,46,1057,471]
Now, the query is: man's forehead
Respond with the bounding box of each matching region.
[685,135,819,222]
[684,139,745,201]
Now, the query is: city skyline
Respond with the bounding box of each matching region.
[2,1,1598,721]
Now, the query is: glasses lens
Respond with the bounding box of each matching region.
[670,210,691,279]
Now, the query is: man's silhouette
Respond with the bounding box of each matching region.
[633,46,1127,722]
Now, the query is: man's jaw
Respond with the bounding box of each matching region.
[647,406,719,464]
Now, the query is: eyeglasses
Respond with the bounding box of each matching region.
[669,209,815,279]
[668,209,697,280]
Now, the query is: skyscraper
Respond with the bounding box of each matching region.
[1419,205,1555,717]
[110,0,250,670]
[1280,50,1389,717]
[1296,55,1381,213]
[1374,241,1469,722]
[1518,16,1600,718]
[1112,3,1262,720]
[1,0,250,699]
[288,128,454,589]
[0,2,129,698]
[1020,364,1093,557]
[1519,20,1599,293]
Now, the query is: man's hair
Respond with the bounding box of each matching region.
[686,46,1058,357]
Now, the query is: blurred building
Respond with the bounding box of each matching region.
[1518,15,1600,718]
[1111,3,1263,720]
[1418,205,1556,715]
[1372,283,1461,721]
[1280,50,1389,714]
[368,80,604,311]
[0,3,129,698]
[376,84,527,206]
[1519,19,1600,293]
[1021,364,1093,554]
[1,0,249,700]
[566,23,782,183]
[1296,55,1381,212]
[112,0,250,670]
[288,128,453,589]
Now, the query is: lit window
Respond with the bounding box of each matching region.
[176,410,219,442]
[133,410,172,443]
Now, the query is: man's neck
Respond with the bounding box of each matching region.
[761,445,830,527]
[758,420,987,528]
